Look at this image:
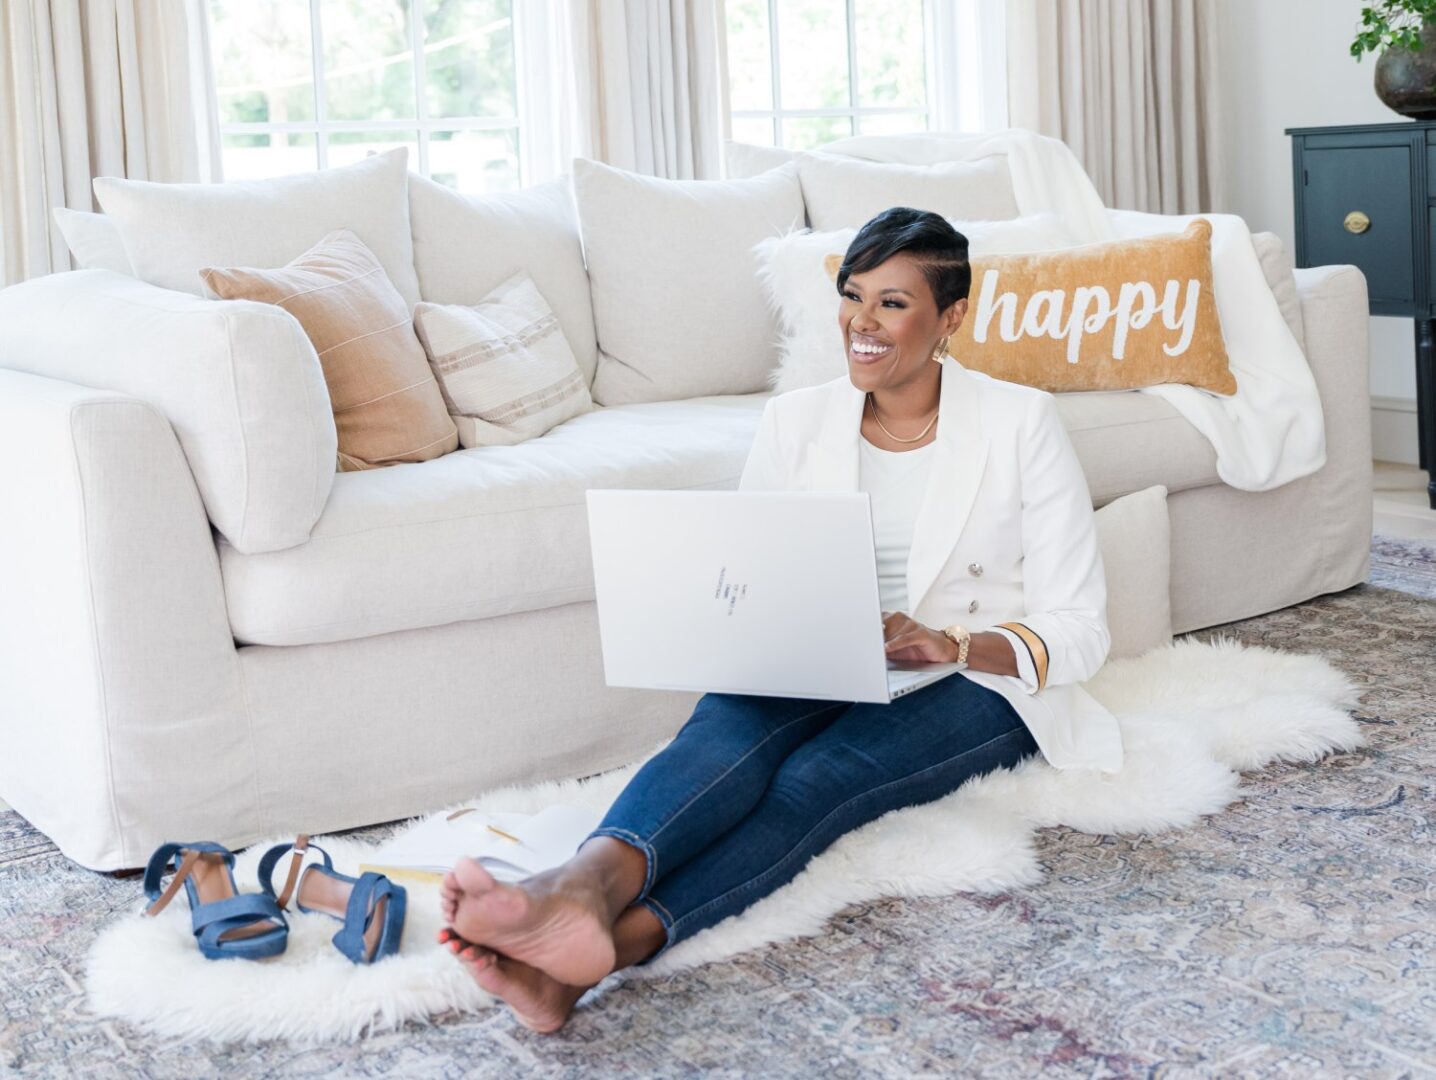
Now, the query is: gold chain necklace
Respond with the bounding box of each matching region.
[867,393,938,444]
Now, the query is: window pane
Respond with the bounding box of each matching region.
[782,116,853,151]
[220,132,318,181]
[854,0,926,108]
[425,0,517,119]
[858,111,927,136]
[777,0,849,110]
[731,116,777,147]
[428,129,520,193]
[321,0,415,122]
[210,0,315,125]
[725,0,772,112]
[326,131,420,171]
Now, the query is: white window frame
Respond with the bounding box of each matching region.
[728,0,930,148]
[212,0,535,185]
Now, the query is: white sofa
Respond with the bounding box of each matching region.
[0,145,1372,870]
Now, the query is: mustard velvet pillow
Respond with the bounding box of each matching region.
[827,219,1236,396]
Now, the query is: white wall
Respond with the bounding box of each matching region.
[1219,0,1419,463]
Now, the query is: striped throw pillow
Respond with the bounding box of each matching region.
[413,273,593,447]
[200,229,458,471]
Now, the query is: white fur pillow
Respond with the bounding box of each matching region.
[1093,485,1173,659]
[756,214,1081,393]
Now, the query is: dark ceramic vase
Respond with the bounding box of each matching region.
[1376,24,1436,119]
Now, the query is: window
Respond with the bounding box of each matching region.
[208,0,524,191]
[725,0,931,150]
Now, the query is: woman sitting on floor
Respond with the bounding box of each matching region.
[436,206,1124,1032]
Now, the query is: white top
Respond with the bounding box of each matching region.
[858,434,1037,688]
[858,437,936,615]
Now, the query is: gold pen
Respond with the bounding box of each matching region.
[485,824,523,844]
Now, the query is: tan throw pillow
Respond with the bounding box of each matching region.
[824,218,1235,395]
[413,273,594,448]
[201,229,457,471]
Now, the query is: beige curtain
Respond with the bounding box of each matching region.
[568,0,725,180]
[0,0,220,285]
[1006,0,1223,214]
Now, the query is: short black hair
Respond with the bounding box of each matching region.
[836,207,971,311]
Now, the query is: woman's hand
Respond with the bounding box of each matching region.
[882,611,959,663]
[882,614,1021,676]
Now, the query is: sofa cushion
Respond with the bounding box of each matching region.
[218,380,1220,647]
[1093,485,1172,659]
[51,208,133,274]
[726,140,797,179]
[408,174,599,385]
[573,158,805,406]
[797,154,1021,230]
[219,393,771,646]
[1251,231,1306,352]
[93,148,421,307]
[1055,390,1218,506]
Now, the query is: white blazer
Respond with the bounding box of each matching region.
[739,358,1124,773]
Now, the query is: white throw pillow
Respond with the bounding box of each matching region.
[93,148,421,307]
[797,154,1021,230]
[51,208,133,274]
[757,215,1081,393]
[1093,485,1173,660]
[413,273,593,448]
[408,174,599,385]
[1250,231,1306,352]
[573,158,805,405]
[726,140,798,179]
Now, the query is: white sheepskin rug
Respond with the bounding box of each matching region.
[86,637,1362,1044]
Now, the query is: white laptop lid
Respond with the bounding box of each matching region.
[586,490,893,703]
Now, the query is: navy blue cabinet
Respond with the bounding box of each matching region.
[1289,121,1436,507]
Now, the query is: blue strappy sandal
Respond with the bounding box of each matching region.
[143,841,289,960]
[258,835,406,964]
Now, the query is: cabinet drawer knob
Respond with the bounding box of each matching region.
[1343,210,1371,235]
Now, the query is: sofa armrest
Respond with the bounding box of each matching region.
[0,269,337,554]
[0,370,258,869]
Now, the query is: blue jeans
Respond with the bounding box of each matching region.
[589,673,1038,953]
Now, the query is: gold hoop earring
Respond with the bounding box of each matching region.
[931,335,951,363]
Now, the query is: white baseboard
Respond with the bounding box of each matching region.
[1372,396,1419,465]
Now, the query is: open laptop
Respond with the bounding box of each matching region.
[585,490,966,705]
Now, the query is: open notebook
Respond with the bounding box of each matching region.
[359,804,602,886]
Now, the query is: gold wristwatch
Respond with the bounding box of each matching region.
[941,624,971,669]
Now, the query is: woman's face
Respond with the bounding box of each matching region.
[838,253,967,395]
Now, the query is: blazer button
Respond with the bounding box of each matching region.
[968,562,983,577]
[968,599,980,614]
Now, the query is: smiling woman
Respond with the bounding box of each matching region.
[435,204,1119,1033]
[836,207,971,451]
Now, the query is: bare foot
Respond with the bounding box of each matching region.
[439,868,461,925]
[440,929,588,1033]
[445,857,617,987]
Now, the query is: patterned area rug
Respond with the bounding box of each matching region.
[1,537,1432,1077]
